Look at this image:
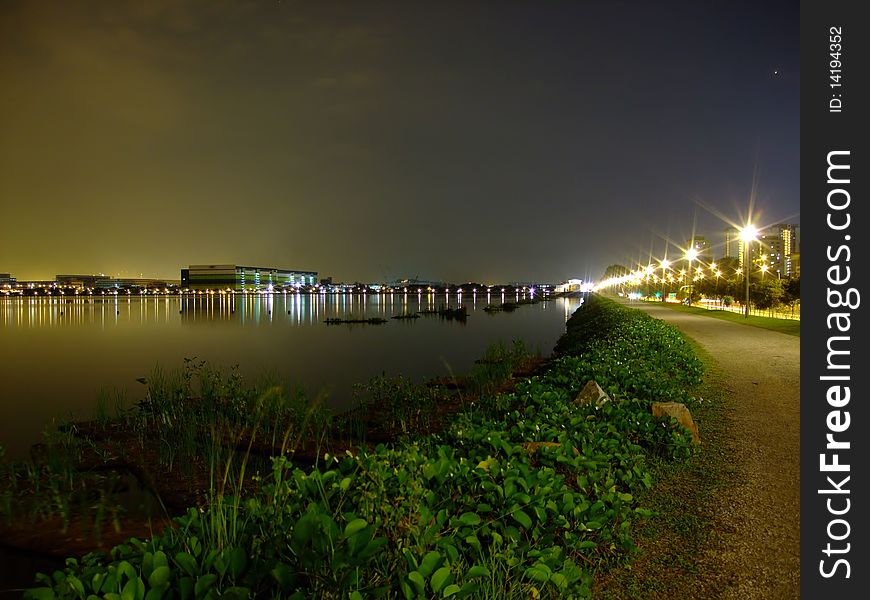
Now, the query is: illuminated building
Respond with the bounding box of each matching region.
[757,224,799,277]
[181,265,317,291]
[55,274,113,288]
[726,224,799,277]
[724,229,741,260]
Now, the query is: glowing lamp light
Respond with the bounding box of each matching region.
[739,224,758,242]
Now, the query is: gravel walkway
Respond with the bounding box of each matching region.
[627,301,800,599]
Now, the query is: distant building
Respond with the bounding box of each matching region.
[51,275,179,292]
[555,279,583,293]
[0,273,15,288]
[181,264,317,291]
[385,278,447,290]
[757,224,798,278]
[109,278,179,290]
[723,229,741,260]
[725,224,799,277]
[686,237,712,263]
[56,274,113,289]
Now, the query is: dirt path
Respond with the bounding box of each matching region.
[627,301,800,599]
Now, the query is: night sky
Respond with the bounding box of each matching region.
[0,0,799,284]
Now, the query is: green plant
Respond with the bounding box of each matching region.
[22,294,704,599]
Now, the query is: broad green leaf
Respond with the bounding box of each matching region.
[418,551,442,578]
[228,547,248,579]
[271,563,295,591]
[292,513,317,546]
[399,578,414,600]
[442,584,461,597]
[344,518,368,538]
[120,578,141,600]
[466,565,490,579]
[549,573,568,589]
[512,509,533,529]
[407,571,425,595]
[174,553,197,577]
[148,566,171,590]
[458,512,480,526]
[524,566,550,583]
[431,567,452,593]
[194,574,217,597]
[178,577,194,600]
[117,562,137,584]
[142,553,154,580]
[143,589,164,600]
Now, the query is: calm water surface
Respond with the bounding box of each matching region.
[1,293,581,459]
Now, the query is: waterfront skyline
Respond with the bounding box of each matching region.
[1,0,799,283]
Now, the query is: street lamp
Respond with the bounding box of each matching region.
[684,247,698,304]
[739,224,758,318]
[660,259,670,301]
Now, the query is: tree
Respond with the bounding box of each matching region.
[751,278,785,311]
[601,264,631,280]
[782,276,800,314]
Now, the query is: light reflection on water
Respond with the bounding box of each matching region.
[0,293,582,459]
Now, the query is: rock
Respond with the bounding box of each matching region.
[574,380,611,407]
[651,401,701,443]
[521,441,580,456]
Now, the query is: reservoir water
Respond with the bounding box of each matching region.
[0,292,582,460]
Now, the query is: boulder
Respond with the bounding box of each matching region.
[651,402,700,444]
[574,380,611,407]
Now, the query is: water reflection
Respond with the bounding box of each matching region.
[1,293,582,459]
[3,292,558,328]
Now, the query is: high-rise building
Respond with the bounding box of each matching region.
[726,224,799,277]
[723,230,741,260]
[758,224,798,277]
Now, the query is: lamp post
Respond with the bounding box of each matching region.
[660,259,670,301]
[684,247,698,304]
[739,224,758,318]
[645,265,654,298]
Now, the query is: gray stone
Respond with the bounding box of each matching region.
[574,380,611,407]
[652,401,701,444]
